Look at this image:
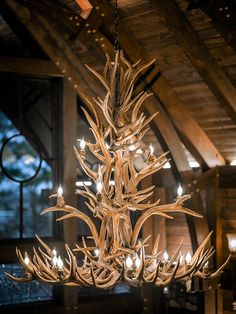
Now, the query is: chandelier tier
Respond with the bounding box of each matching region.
[7,51,229,289]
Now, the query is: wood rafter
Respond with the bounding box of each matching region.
[149,0,236,125]
[0,56,62,77]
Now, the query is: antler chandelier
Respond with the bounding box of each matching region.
[7,51,229,289]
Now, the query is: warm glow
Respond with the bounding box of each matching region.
[105,142,110,149]
[189,161,200,168]
[230,160,236,166]
[52,255,58,267]
[24,256,30,265]
[96,181,103,194]
[94,249,100,257]
[177,183,183,198]
[226,233,236,252]
[58,185,63,196]
[76,181,92,187]
[163,250,169,262]
[179,254,183,265]
[57,256,63,269]
[125,256,133,269]
[79,138,86,150]
[129,144,136,151]
[185,252,192,264]
[163,161,171,169]
[134,257,141,268]
[149,144,154,155]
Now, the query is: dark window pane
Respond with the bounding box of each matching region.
[0,263,53,305]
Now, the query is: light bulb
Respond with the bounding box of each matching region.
[125,256,133,269]
[185,252,192,264]
[80,138,86,150]
[129,144,136,151]
[96,181,103,194]
[105,142,109,149]
[177,183,183,198]
[52,255,58,267]
[149,144,154,155]
[204,261,209,268]
[52,248,57,256]
[163,250,169,262]
[134,257,141,268]
[94,249,100,257]
[58,185,63,196]
[179,254,183,265]
[24,256,30,265]
[56,256,63,269]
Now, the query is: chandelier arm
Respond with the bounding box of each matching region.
[73,146,97,181]
[56,213,99,245]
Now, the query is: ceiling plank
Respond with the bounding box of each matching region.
[149,0,236,126]
[0,56,62,77]
[91,0,225,168]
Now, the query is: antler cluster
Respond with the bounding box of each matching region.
[7,51,229,289]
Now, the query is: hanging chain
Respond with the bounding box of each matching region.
[114,0,119,52]
[113,0,120,107]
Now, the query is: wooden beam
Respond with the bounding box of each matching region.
[91,0,225,168]
[0,56,62,77]
[149,0,236,125]
[75,0,93,19]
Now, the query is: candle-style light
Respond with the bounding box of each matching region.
[94,249,100,257]
[57,185,65,207]
[52,248,57,256]
[56,256,63,270]
[177,183,183,198]
[185,252,192,265]
[134,257,141,269]
[24,255,30,266]
[125,256,133,269]
[52,255,58,267]
[58,185,63,197]
[147,144,155,163]
[96,181,103,194]
[163,250,169,262]
[226,233,236,253]
[78,137,86,158]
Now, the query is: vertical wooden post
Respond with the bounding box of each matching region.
[62,79,78,311]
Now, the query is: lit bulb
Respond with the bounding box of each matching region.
[149,144,154,155]
[129,144,136,151]
[134,257,141,269]
[231,239,236,251]
[96,181,103,194]
[52,248,57,256]
[94,249,100,257]
[204,261,209,268]
[80,138,86,150]
[105,142,109,149]
[185,252,192,264]
[163,250,169,262]
[58,185,63,196]
[179,254,183,265]
[56,256,63,269]
[177,183,183,198]
[24,256,30,265]
[125,256,133,269]
[52,255,58,267]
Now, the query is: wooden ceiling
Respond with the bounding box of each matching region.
[0,0,236,173]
